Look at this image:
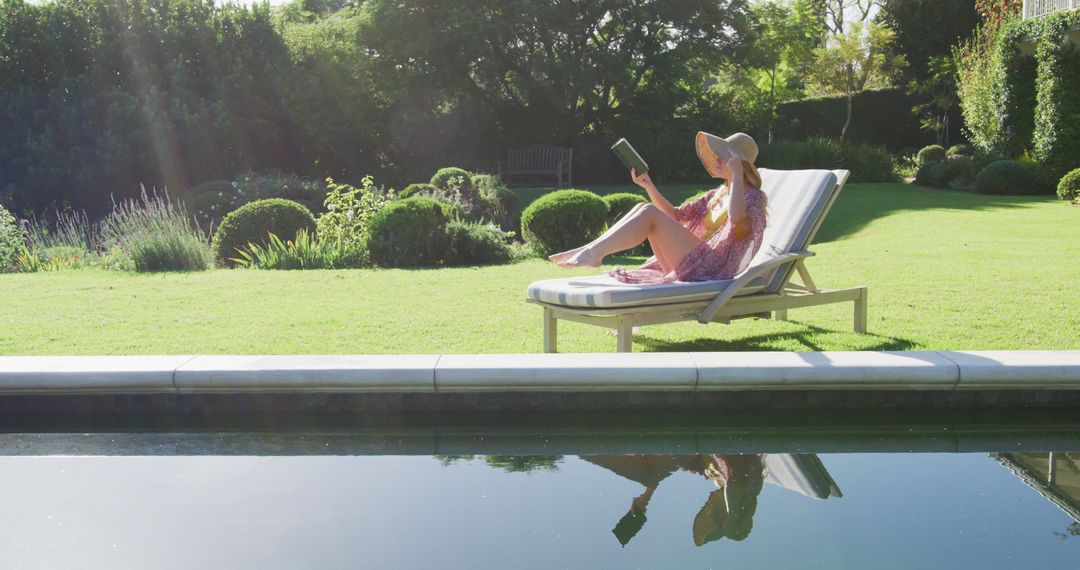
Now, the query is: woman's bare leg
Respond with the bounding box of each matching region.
[561,205,701,271]
[548,203,648,263]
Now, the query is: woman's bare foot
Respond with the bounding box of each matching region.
[548,245,587,264]
[558,247,604,268]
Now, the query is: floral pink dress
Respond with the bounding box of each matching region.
[610,186,767,284]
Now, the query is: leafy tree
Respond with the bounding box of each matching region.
[355,0,754,179]
[807,21,907,140]
[975,0,1021,26]
[715,0,821,142]
[878,0,980,82]
[823,0,880,34]
[909,55,960,146]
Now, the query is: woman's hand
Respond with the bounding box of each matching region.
[632,168,677,220]
[724,154,744,176]
[631,168,655,191]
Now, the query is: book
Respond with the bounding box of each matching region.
[611,138,649,174]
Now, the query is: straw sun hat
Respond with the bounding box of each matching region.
[695,131,759,179]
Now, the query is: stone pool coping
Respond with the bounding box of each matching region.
[0,350,1078,395]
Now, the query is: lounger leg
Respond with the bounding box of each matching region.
[774,309,788,322]
[854,287,868,333]
[544,308,558,353]
[616,320,634,353]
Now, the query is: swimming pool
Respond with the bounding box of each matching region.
[3,411,1079,568]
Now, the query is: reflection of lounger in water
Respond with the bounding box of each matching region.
[583,454,841,547]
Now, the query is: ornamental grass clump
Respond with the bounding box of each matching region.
[18,209,119,271]
[232,229,367,270]
[100,189,212,272]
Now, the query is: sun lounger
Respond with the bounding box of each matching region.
[526,168,866,352]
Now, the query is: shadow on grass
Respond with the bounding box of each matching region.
[808,183,1052,243]
[634,322,919,353]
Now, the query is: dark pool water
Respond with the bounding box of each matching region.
[1,440,1078,569]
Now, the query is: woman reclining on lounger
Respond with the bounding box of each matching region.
[549,131,767,285]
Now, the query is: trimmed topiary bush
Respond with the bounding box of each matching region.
[917,145,946,165]
[399,183,439,199]
[0,203,25,273]
[1057,168,1080,201]
[973,160,1053,195]
[946,144,974,157]
[444,221,512,266]
[471,174,502,192]
[916,156,976,188]
[520,189,607,255]
[367,197,448,267]
[430,167,474,196]
[212,199,316,265]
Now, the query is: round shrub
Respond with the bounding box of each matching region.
[212,199,316,265]
[0,203,25,273]
[973,160,1054,196]
[367,197,448,267]
[916,156,975,188]
[602,193,647,227]
[840,143,896,183]
[520,189,607,255]
[946,144,974,157]
[917,145,946,165]
[444,221,512,266]
[471,173,503,192]
[430,167,475,196]
[399,183,439,199]
[1057,168,1080,201]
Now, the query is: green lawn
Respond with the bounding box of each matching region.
[1,183,1077,355]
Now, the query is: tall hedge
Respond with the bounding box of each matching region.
[959,10,1080,176]
[775,88,955,150]
[1031,11,1080,176]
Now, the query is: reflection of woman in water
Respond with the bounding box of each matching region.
[583,454,766,546]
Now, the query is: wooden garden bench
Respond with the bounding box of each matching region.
[496,145,573,186]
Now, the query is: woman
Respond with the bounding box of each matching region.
[549,131,767,284]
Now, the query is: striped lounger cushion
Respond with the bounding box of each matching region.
[526,169,840,309]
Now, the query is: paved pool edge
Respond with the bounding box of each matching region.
[0,350,1077,396]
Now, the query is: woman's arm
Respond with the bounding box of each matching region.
[631,168,678,219]
[726,157,751,241]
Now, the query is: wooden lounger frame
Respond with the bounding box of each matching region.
[527,170,867,352]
